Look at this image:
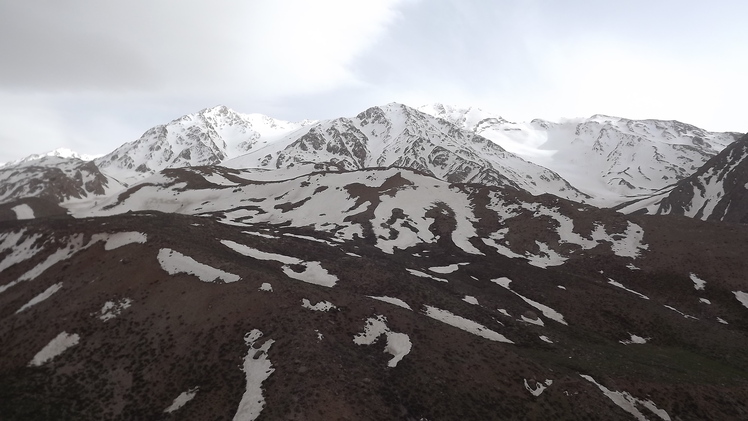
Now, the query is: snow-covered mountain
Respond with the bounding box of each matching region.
[420,104,741,205]
[619,132,748,222]
[0,154,124,205]
[94,105,315,185]
[225,103,589,202]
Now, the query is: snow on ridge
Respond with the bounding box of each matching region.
[157,248,240,283]
[581,375,671,421]
[29,331,80,366]
[367,296,412,310]
[423,305,514,343]
[233,329,275,421]
[15,283,63,313]
[164,387,199,413]
[353,315,412,367]
[301,299,336,311]
[490,277,568,325]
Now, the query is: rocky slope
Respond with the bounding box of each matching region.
[94,105,314,185]
[224,103,589,202]
[0,153,124,207]
[619,132,748,222]
[2,166,748,419]
[420,104,741,204]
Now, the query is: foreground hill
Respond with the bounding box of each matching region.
[2,167,748,420]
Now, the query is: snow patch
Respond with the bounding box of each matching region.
[462,295,479,305]
[423,305,514,343]
[429,263,465,274]
[221,240,337,287]
[15,283,63,313]
[0,230,42,273]
[233,330,275,421]
[581,375,671,421]
[664,305,698,320]
[689,273,706,290]
[619,334,648,345]
[368,296,412,310]
[164,387,199,413]
[539,335,553,343]
[99,232,147,250]
[157,248,240,283]
[96,298,133,321]
[491,277,567,325]
[29,331,80,366]
[699,298,711,304]
[353,315,412,367]
[524,379,552,397]
[608,278,650,300]
[407,268,448,283]
[733,291,748,309]
[258,283,273,292]
[11,204,34,220]
[301,299,336,311]
[717,317,729,324]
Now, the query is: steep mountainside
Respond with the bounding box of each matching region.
[420,104,741,204]
[2,166,748,419]
[225,103,590,202]
[620,132,748,222]
[95,106,313,185]
[0,154,124,207]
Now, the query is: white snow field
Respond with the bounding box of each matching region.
[158,248,240,283]
[28,331,80,366]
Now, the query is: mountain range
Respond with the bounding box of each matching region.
[1,103,747,420]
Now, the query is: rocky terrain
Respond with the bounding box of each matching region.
[1,104,747,420]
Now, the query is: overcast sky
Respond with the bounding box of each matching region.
[1,0,746,163]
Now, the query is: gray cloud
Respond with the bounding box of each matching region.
[0,0,745,163]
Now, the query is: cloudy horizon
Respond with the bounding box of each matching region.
[1,0,746,163]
